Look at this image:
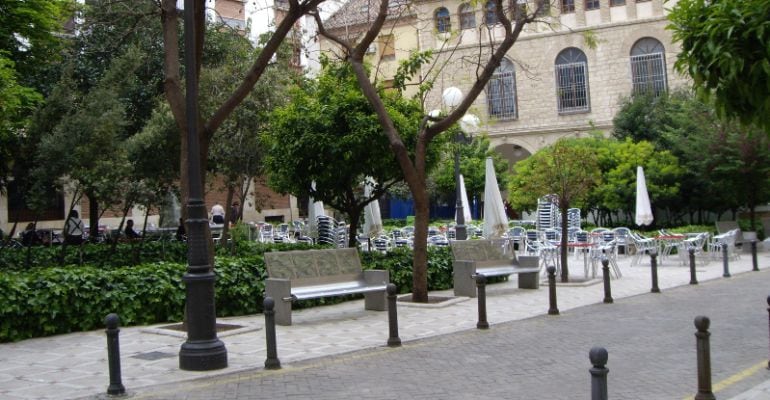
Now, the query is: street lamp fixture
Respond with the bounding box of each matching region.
[442,87,469,240]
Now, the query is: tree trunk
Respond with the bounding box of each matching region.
[347,206,363,248]
[221,185,235,248]
[411,186,431,302]
[560,205,570,283]
[88,194,99,241]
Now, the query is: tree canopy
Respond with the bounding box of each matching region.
[668,0,770,131]
[262,59,431,245]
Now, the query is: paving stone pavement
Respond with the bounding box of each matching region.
[2,249,770,399]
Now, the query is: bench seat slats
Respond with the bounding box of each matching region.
[473,266,540,277]
[289,282,388,301]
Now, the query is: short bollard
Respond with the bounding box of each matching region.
[601,258,613,304]
[766,296,770,370]
[104,313,126,396]
[547,266,559,315]
[476,274,489,329]
[722,242,731,278]
[752,241,759,272]
[263,297,281,370]
[694,316,716,400]
[589,347,609,400]
[386,283,401,347]
[689,247,698,285]
[650,249,660,293]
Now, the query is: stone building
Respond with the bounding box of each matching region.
[320,0,688,168]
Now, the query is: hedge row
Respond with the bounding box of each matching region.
[0,246,454,343]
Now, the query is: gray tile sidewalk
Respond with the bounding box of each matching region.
[1,248,768,400]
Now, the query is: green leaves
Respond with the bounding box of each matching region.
[668,0,770,131]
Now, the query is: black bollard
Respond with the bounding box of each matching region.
[722,242,731,278]
[601,258,614,304]
[589,347,609,400]
[694,316,716,400]
[263,297,281,370]
[104,313,126,396]
[386,283,401,347]
[689,247,698,285]
[752,241,759,271]
[650,249,660,293]
[547,266,559,315]
[766,296,770,370]
[476,274,489,329]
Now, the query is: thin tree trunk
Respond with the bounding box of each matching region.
[560,205,570,282]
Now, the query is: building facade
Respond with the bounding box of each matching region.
[320,0,687,168]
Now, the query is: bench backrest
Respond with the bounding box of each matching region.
[450,239,515,262]
[264,248,363,286]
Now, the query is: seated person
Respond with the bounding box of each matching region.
[21,223,41,246]
[124,219,141,239]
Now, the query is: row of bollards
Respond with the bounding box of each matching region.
[589,315,718,400]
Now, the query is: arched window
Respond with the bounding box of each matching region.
[435,7,451,33]
[630,37,667,96]
[459,4,476,29]
[484,1,499,25]
[487,58,517,120]
[555,47,590,114]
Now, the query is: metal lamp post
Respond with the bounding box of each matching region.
[443,87,467,240]
[178,0,228,371]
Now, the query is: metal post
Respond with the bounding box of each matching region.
[689,247,698,285]
[547,266,559,315]
[589,347,609,400]
[179,0,227,371]
[721,242,731,277]
[752,240,759,271]
[766,296,770,370]
[650,249,660,293]
[105,314,126,396]
[602,258,613,304]
[476,274,489,329]
[263,297,281,370]
[694,316,716,400]
[386,284,401,347]
[454,131,466,240]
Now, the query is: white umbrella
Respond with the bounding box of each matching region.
[457,174,472,224]
[635,166,654,226]
[483,157,509,239]
[363,178,383,237]
[308,181,326,237]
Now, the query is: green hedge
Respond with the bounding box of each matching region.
[0,246,454,343]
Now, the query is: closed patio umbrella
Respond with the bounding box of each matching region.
[457,174,472,224]
[635,166,653,226]
[483,157,509,239]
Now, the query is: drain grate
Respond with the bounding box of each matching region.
[131,351,176,361]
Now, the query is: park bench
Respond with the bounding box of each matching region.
[450,239,540,297]
[263,248,389,326]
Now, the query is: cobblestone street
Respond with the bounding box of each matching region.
[119,270,770,400]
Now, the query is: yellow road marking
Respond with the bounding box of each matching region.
[682,360,767,400]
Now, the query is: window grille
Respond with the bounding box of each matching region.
[435,8,451,33]
[459,4,476,29]
[630,53,667,96]
[487,69,517,120]
[561,0,575,13]
[585,0,600,10]
[485,1,499,25]
[555,62,590,113]
[610,0,625,6]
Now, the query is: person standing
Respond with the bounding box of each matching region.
[211,202,225,224]
[230,201,241,225]
[64,210,84,245]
